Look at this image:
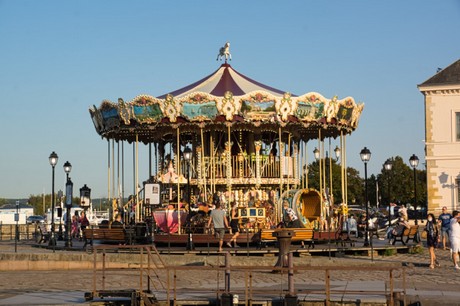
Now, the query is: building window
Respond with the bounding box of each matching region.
[456,113,460,141]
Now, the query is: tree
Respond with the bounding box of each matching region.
[28,193,80,216]
[305,159,364,206]
[377,156,427,207]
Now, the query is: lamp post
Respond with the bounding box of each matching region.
[57,190,63,240]
[48,151,58,247]
[183,146,194,251]
[63,161,72,247]
[15,200,19,253]
[384,159,393,225]
[360,147,371,247]
[409,154,419,225]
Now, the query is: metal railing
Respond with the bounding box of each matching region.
[88,245,406,305]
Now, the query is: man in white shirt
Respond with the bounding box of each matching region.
[449,210,460,270]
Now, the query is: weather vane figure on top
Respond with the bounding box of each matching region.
[216,42,231,62]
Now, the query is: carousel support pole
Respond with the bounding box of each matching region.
[293,143,298,188]
[122,141,125,218]
[318,130,323,206]
[136,133,140,223]
[287,133,291,195]
[210,133,214,195]
[305,141,309,189]
[344,134,348,205]
[227,123,232,204]
[255,141,261,189]
[200,127,207,201]
[112,139,115,218]
[177,128,181,235]
[107,140,112,219]
[149,143,152,178]
[278,127,283,224]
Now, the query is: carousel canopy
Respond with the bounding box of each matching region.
[90,60,364,144]
[158,63,286,98]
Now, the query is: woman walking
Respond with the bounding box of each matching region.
[227,202,240,248]
[424,213,440,269]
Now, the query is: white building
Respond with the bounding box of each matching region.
[0,203,34,224]
[418,59,460,214]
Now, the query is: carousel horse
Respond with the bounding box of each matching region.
[216,42,231,62]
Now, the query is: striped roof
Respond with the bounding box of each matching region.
[159,63,286,98]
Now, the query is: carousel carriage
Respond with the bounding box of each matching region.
[89,43,364,243]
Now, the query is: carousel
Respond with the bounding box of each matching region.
[89,43,364,244]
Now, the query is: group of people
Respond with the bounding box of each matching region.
[423,206,460,270]
[69,210,90,240]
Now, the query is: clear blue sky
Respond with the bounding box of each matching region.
[1,0,459,199]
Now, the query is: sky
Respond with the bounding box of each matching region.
[1,0,460,199]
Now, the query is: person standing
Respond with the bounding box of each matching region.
[79,211,90,241]
[424,213,440,269]
[438,206,453,250]
[207,202,229,252]
[283,201,302,228]
[449,210,460,270]
[111,214,123,228]
[227,202,240,248]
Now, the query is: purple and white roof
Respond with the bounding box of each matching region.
[159,63,286,98]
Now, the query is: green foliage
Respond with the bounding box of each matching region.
[303,155,427,208]
[408,244,424,254]
[383,248,397,256]
[27,194,80,216]
[377,156,427,207]
[0,198,8,205]
[306,159,363,205]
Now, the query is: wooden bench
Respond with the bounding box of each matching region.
[83,228,132,248]
[258,228,315,249]
[37,224,51,244]
[391,225,419,245]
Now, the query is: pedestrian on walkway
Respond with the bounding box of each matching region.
[438,206,452,250]
[449,210,460,270]
[424,213,440,269]
[207,202,229,252]
[227,202,240,248]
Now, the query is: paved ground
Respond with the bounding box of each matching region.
[1,239,460,305]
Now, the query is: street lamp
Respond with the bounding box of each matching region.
[360,147,371,247]
[383,159,393,225]
[409,154,419,225]
[63,161,72,247]
[48,151,58,247]
[313,147,320,161]
[334,146,341,160]
[183,146,194,251]
[57,190,63,240]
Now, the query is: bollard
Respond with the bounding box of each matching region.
[273,229,294,269]
[224,252,231,293]
[285,252,298,305]
[220,293,233,306]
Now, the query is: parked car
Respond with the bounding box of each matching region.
[26,215,45,224]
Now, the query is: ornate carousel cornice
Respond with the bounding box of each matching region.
[89,89,364,143]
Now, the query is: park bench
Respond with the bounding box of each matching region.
[83,227,132,248]
[37,223,51,244]
[258,228,315,249]
[391,225,419,245]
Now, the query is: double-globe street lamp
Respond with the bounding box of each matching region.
[360,147,371,247]
[63,161,73,247]
[383,159,393,225]
[183,146,195,251]
[48,151,58,247]
[409,154,420,225]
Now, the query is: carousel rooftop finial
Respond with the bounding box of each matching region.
[216,42,231,63]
